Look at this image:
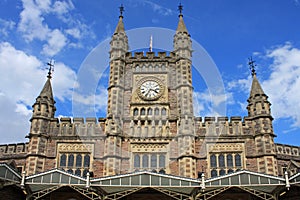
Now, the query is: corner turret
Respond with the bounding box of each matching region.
[26,61,56,175]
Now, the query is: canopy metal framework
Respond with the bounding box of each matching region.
[0,163,298,200]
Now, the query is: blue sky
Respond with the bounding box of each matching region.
[0,0,300,146]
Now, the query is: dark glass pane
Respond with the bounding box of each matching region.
[148,108,152,115]
[211,170,217,177]
[134,154,140,168]
[161,108,166,115]
[141,108,146,115]
[218,154,225,167]
[159,155,165,168]
[219,169,225,176]
[151,154,157,168]
[210,154,217,167]
[84,154,90,167]
[155,108,159,115]
[228,169,234,174]
[60,154,66,167]
[159,169,165,174]
[142,154,149,168]
[75,168,81,176]
[134,108,138,116]
[235,154,241,167]
[227,154,233,167]
[83,169,89,177]
[68,154,74,167]
[67,168,73,174]
[76,154,82,167]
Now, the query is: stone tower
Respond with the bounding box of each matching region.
[25,66,56,175]
[246,64,277,175]
[173,10,196,178]
[103,9,129,176]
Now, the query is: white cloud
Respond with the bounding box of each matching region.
[262,43,300,126]
[0,18,16,37]
[0,42,77,143]
[17,0,94,56]
[42,29,67,56]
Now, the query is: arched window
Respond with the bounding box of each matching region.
[68,154,74,167]
[219,169,226,176]
[161,108,167,115]
[84,154,90,168]
[83,169,89,177]
[67,169,73,174]
[210,154,217,167]
[60,154,66,167]
[147,108,152,115]
[136,65,140,72]
[142,155,149,168]
[151,154,157,168]
[159,155,165,168]
[159,169,166,174]
[76,154,82,167]
[228,169,234,174]
[235,154,241,167]
[133,108,138,116]
[75,168,81,176]
[211,169,217,177]
[218,154,225,167]
[227,154,233,167]
[134,154,140,168]
[141,108,146,115]
[155,108,159,115]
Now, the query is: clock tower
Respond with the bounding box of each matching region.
[103,5,196,178]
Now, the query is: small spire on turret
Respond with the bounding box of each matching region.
[47,59,55,79]
[248,57,256,77]
[119,4,124,18]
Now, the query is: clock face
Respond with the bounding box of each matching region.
[139,80,161,100]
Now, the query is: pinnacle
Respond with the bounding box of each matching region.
[250,74,265,97]
[176,14,188,34]
[114,16,125,34]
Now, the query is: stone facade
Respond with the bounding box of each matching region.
[0,12,299,181]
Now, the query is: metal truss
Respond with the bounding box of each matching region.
[69,185,102,200]
[153,187,191,200]
[240,187,276,200]
[27,185,61,200]
[104,187,143,200]
[195,186,231,200]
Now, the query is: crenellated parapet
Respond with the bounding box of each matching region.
[48,117,107,137]
[276,143,300,159]
[125,51,176,61]
[194,116,253,137]
[0,143,28,156]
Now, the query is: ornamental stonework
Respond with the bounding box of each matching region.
[57,143,94,153]
[208,143,244,152]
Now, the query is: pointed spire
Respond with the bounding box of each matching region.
[176,3,188,33]
[248,57,265,97]
[114,4,125,34]
[39,61,55,100]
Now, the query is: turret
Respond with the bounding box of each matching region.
[246,58,277,175]
[104,5,128,176]
[247,59,272,118]
[173,4,196,178]
[173,3,192,60]
[26,61,56,175]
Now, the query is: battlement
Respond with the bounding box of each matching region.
[125,51,176,60]
[49,117,107,137]
[0,143,28,155]
[194,116,245,123]
[276,143,300,158]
